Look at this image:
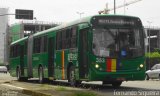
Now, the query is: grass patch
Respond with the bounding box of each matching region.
[72,91,97,96]
[55,86,67,91]
[40,84,50,87]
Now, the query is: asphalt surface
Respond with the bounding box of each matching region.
[0,72,30,96]
[1,72,160,96]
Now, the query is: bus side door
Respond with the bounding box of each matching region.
[78,27,89,79]
[20,44,24,76]
[48,37,55,78]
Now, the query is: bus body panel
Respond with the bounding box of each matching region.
[9,15,146,84]
[88,55,145,81]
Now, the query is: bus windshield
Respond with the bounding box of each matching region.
[92,28,144,58]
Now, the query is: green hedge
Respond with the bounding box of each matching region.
[145,51,160,70]
[145,52,160,58]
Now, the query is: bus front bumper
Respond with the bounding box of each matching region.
[89,70,145,82]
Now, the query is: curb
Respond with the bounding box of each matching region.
[1,83,52,96]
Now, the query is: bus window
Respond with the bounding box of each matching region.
[33,37,41,53]
[11,44,20,57]
[43,36,48,52]
[41,36,48,52]
[66,29,70,48]
[70,27,77,48]
[92,28,144,58]
[56,31,62,50]
[92,28,116,57]
[62,30,67,49]
[56,27,77,50]
[24,41,28,55]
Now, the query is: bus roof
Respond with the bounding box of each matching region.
[32,15,92,37]
[33,14,140,37]
[11,14,140,45]
[11,36,28,45]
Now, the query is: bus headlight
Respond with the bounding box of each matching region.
[95,64,99,69]
[140,64,144,68]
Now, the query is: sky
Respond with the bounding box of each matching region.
[0,0,160,27]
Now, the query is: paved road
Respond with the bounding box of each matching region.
[96,81,160,96]
[1,73,160,96]
[79,80,160,96]
[0,73,30,96]
[0,72,12,83]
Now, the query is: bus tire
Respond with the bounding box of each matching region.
[145,74,149,80]
[68,66,81,86]
[16,67,21,81]
[159,74,160,80]
[38,67,44,84]
[102,81,109,85]
[112,81,122,88]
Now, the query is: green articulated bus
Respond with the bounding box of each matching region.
[9,14,146,87]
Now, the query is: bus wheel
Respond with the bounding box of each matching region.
[16,68,21,81]
[112,81,122,88]
[145,74,149,80]
[102,81,109,85]
[38,67,44,84]
[158,74,160,80]
[68,66,81,86]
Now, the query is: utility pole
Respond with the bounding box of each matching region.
[98,0,142,15]
[114,0,116,14]
[3,33,6,65]
[147,21,152,69]
[124,0,126,14]
[34,17,37,33]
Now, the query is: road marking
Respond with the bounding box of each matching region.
[1,84,25,90]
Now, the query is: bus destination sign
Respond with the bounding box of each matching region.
[98,19,135,25]
[91,16,142,27]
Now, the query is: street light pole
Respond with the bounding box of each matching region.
[34,17,37,34]
[76,12,84,19]
[3,33,6,65]
[147,21,152,69]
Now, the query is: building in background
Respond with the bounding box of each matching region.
[144,26,160,52]
[10,21,59,42]
[0,8,9,65]
[144,26,160,70]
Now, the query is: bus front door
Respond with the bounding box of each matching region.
[79,28,89,79]
[48,37,55,78]
[20,45,24,76]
